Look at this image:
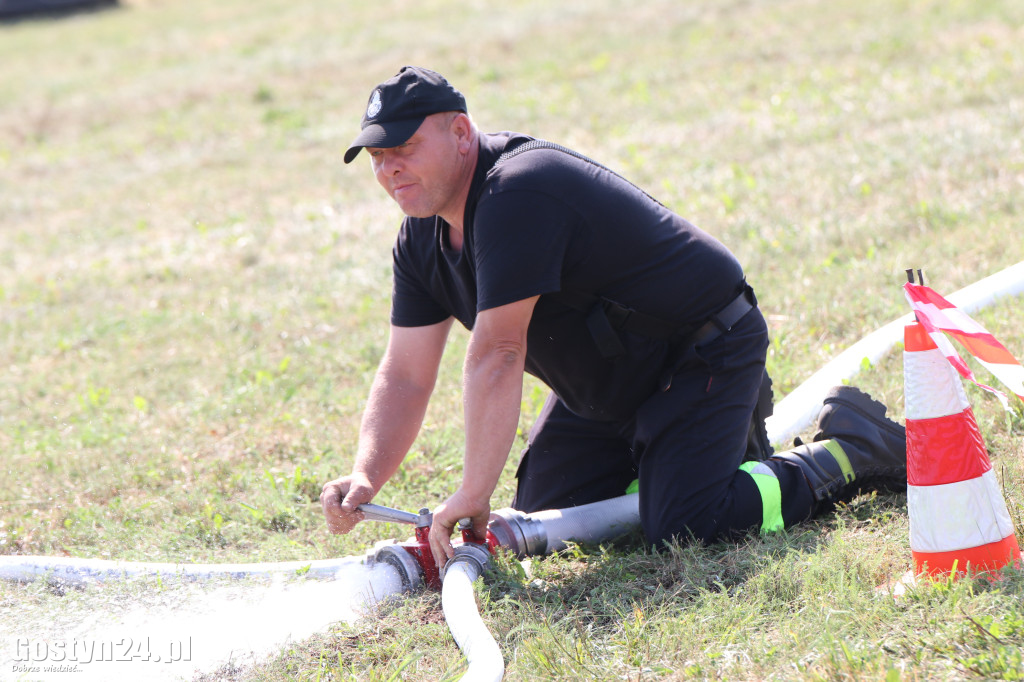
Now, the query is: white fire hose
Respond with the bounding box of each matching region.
[0,554,367,585]
[442,543,505,682]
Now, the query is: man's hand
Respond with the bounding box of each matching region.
[428,488,491,571]
[320,473,375,534]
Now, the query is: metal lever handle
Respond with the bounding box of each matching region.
[356,503,421,525]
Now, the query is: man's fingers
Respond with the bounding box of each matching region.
[319,479,371,535]
[429,519,456,571]
[338,480,374,512]
[471,519,489,543]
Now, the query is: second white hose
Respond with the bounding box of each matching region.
[442,559,504,682]
[766,260,1024,446]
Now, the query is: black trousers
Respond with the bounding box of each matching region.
[511,306,813,546]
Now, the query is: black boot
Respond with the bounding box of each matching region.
[770,385,906,515]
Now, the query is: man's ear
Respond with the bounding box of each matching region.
[451,113,474,152]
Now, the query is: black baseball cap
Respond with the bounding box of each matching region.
[343,66,467,164]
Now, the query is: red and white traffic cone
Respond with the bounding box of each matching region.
[904,321,1021,577]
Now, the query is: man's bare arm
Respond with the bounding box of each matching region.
[428,296,538,564]
[321,318,453,533]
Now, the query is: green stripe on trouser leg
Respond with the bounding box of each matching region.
[738,461,784,533]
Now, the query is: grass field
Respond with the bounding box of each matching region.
[2,0,1024,679]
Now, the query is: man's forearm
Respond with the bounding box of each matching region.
[322,321,450,534]
[352,368,435,492]
[425,298,534,564]
[460,342,526,504]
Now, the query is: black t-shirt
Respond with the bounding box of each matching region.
[391,132,745,422]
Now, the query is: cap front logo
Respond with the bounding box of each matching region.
[366,90,383,119]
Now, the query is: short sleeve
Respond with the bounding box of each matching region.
[390,224,451,327]
[471,189,580,312]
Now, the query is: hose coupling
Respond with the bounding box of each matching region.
[367,540,424,592]
[487,508,548,558]
[441,542,491,581]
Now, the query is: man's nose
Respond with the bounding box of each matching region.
[379,153,402,176]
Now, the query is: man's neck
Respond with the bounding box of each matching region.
[437,136,480,251]
[447,223,464,251]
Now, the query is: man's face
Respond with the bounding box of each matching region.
[366,113,463,219]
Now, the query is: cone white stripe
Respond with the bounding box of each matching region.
[904,346,971,420]
[908,469,1016,553]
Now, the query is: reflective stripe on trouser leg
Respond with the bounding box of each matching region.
[739,461,784,533]
[822,440,856,483]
